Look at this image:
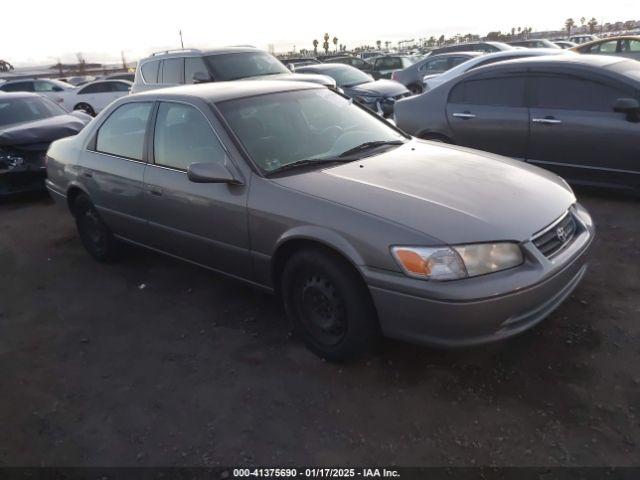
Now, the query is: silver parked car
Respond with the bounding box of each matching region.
[422,48,571,92]
[131,47,336,93]
[46,81,594,361]
[391,52,483,94]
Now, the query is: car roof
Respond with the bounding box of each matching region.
[491,53,632,69]
[142,46,264,60]
[0,92,42,99]
[130,80,323,103]
[429,51,484,58]
[296,63,353,72]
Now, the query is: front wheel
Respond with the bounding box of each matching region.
[281,248,380,362]
[73,194,119,262]
[74,103,95,116]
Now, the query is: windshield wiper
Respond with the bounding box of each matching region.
[266,158,351,176]
[338,140,404,158]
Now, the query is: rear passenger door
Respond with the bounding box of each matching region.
[81,101,154,241]
[527,72,640,187]
[142,101,251,279]
[445,71,529,158]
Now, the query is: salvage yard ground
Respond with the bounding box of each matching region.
[0,189,638,466]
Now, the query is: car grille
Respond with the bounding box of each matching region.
[532,211,578,258]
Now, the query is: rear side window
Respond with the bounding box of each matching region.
[421,57,450,73]
[153,102,226,170]
[375,57,403,70]
[586,40,618,53]
[449,75,525,107]
[185,57,208,84]
[141,60,160,83]
[161,58,185,84]
[110,81,131,92]
[531,75,631,112]
[79,83,109,94]
[96,102,153,160]
[1,81,34,92]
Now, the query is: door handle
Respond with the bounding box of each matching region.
[532,117,562,125]
[146,185,163,196]
[452,112,476,119]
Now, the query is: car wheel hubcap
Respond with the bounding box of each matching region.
[298,275,346,346]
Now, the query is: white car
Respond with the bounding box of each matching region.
[422,48,573,92]
[64,80,132,116]
[0,78,75,105]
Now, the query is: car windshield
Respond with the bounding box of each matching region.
[204,52,291,81]
[0,96,67,127]
[320,66,371,87]
[218,88,406,173]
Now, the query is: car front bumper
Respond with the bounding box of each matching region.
[364,203,595,347]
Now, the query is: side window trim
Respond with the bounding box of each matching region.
[149,100,234,173]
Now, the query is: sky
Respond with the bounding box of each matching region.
[2,0,638,66]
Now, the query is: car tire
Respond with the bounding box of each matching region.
[74,103,95,116]
[73,194,119,262]
[281,248,380,362]
[408,83,423,94]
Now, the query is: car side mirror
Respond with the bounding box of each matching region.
[192,71,212,84]
[187,161,239,184]
[613,97,640,122]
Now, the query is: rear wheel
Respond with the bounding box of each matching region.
[73,194,119,262]
[281,248,380,362]
[74,103,95,116]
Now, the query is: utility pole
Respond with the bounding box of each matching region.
[179,30,184,49]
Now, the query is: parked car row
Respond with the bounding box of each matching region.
[394,55,640,193]
[44,80,595,361]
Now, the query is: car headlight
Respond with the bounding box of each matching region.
[391,243,523,281]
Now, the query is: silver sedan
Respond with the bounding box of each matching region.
[45,81,594,361]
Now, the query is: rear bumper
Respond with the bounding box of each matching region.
[366,204,594,347]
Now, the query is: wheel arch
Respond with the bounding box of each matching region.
[271,228,366,295]
[66,183,90,216]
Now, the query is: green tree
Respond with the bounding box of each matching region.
[565,18,575,36]
[313,39,318,54]
[332,36,338,52]
[0,60,14,72]
[323,33,330,54]
[376,40,381,50]
[587,17,598,34]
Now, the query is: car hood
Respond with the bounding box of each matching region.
[0,112,91,147]
[272,140,575,244]
[346,79,409,98]
[246,72,336,88]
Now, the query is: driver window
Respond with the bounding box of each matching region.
[153,102,226,170]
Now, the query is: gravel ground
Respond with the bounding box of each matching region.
[0,189,638,467]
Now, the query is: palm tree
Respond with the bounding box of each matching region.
[376,40,381,50]
[565,18,575,37]
[385,41,391,50]
[323,33,330,54]
[580,17,586,27]
[0,60,14,72]
[438,34,445,46]
[587,17,598,34]
[313,39,318,54]
[332,36,338,53]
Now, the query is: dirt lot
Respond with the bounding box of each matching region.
[0,190,638,467]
